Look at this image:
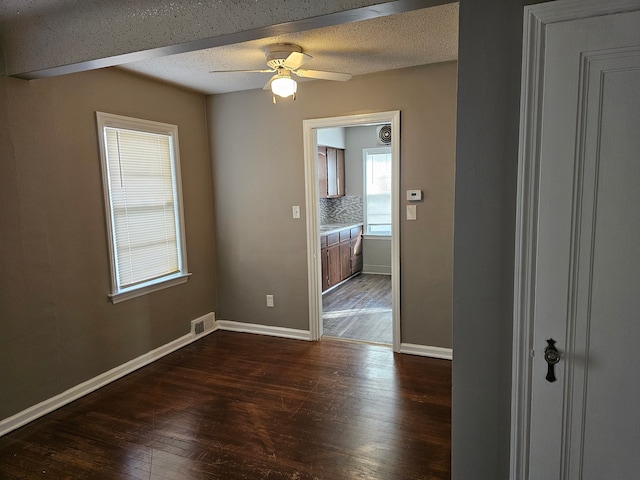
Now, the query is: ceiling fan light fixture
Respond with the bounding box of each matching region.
[271,72,297,98]
[209,43,352,102]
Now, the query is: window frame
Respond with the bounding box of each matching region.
[363,146,393,237]
[96,112,190,304]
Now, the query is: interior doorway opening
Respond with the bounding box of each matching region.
[302,111,400,351]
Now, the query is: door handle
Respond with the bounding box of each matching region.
[544,339,560,383]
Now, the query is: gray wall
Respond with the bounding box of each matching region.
[452,0,543,478]
[0,68,217,420]
[345,125,393,274]
[208,62,457,348]
[363,237,392,275]
[344,125,379,196]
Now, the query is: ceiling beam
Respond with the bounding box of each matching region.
[3,0,451,80]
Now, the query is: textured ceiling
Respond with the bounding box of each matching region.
[0,1,458,94]
[119,3,458,95]
[0,0,70,17]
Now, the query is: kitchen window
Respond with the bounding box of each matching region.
[96,112,190,303]
[364,147,392,236]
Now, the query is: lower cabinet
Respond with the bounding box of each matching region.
[321,226,363,292]
[327,244,341,289]
[340,242,351,280]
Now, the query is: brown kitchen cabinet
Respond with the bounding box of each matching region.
[320,247,341,292]
[317,146,345,198]
[320,225,363,292]
[350,227,363,274]
[327,244,341,289]
[340,241,351,280]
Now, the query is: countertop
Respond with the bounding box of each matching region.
[319,223,363,236]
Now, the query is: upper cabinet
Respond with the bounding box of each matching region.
[318,146,345,198]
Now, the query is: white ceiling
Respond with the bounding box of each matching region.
[118,3,459,95]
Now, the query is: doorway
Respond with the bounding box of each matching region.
[510,2,640,477]
[302,111,400,351]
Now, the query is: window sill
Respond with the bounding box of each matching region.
[363,234,392,240]
[109,272,192,304]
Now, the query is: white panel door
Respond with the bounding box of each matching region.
[512,1,640,479]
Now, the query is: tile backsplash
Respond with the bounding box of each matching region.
[319,196,363,224]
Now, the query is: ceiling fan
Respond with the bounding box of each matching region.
[209,44,352,102]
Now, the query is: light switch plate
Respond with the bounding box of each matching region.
[292,206,300,219]
[407,205,417,220]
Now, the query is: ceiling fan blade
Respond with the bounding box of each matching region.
[209,69,274,74]
[283,51,312,70]
[263,74,279,90]
[294,69,352,81]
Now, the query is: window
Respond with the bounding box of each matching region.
[364,147,392,236]
[96,112,189,303]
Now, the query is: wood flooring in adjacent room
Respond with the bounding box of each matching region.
[323,273,392,345]
[0,331,451,480]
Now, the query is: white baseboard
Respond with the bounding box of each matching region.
[0,312,217,438]
[400,343,453,360]
[362,265,392,275]
[215,319,311,341]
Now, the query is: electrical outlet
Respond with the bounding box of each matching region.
[266,294,274,307]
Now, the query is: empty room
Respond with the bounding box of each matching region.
[1,0,594,479]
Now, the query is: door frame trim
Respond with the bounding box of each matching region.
[303,110,401,352]
[510,1,640,478]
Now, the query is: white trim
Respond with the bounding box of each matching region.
[109,272,191,304]
[303,111,401,352]
[0,312,217,438]
[510,5,545,477]
[215,320,312,341]
[526,0,640,23]
[303,122,322,342]
[400,343,453,360]
[95,111,189,303]
[510,1,640,478]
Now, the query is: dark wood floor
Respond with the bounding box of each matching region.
[323,274,392,345]
[0,331,451,480]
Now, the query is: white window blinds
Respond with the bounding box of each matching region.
[97,113,188,302]
[364,148,392,236]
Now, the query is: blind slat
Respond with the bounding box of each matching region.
[104,125,182,288]
[365,150,392,232]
